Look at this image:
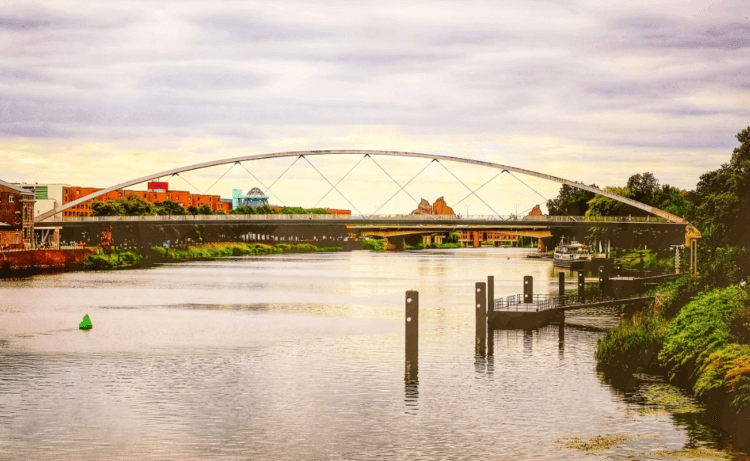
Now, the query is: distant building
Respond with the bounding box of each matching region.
[0,179,35,249]
[411,197,455,216]
[232,187,269,209]
[25,182,232,217]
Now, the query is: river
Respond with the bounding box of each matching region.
[0,248,743,460]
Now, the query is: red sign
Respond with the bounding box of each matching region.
[148,182,169,191]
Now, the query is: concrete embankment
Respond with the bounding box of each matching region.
[0,249,93,275]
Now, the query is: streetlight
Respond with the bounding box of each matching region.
[514,203,519,220]
[466,205,470,217]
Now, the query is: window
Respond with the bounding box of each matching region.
[9,195,14,203]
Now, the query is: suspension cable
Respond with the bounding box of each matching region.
[365,155,419,205]
[301,156,365,216]
[505,170,576,221]
[435,160,502,217]
[237,162,286,207]
[369,159,436,217]
[172,173,204,194]
[452,171,505,209]
[313,155,367,209]
[205,162,237,193]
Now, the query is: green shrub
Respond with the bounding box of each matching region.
[596,309,670,375]
[361,239,387,252]
[660,286,739,381]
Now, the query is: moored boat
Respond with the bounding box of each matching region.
[553,237,591,267]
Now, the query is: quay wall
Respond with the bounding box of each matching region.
[0,249,93,273]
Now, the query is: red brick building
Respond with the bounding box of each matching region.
[0,179,35,249]
[61,182,231,217]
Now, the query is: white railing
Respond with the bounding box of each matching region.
[37,214,671,224]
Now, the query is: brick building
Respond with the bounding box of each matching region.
[0,179,35,249]
[52,182,231,217]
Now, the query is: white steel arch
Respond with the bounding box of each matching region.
[35,149,687,224]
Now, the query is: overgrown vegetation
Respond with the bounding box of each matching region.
[151,242,343,260]
[83,248,145,269]
[360,239,387,252]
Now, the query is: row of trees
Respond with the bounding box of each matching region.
[546,126,750,285]
[92,196,333,217]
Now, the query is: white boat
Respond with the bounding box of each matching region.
[553,237,591,267]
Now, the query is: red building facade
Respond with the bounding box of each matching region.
[0,179,35,249]
[62,182,231,217]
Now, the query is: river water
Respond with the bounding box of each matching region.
[0,248,743,460]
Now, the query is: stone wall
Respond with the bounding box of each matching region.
[0,248,93,271]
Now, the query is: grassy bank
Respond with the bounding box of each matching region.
[151,242,343,260]
[360,239,387,252]
[83,248,145,270]
[596,278,750,419]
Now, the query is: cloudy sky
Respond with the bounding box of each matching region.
[1,0,748,215]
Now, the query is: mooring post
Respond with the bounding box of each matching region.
[523,275,533,303]
[475,282,486,353]
[487,276,494,315]
[578,270,585,303]
[405,290,419,360]
[599,266,610,298]
[558,272,565,307]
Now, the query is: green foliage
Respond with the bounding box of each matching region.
[596,309,670,375]
[626,172,660,203]
[84,248,144,269]
[231,205,257,215]
[278,207,331,214]
[92,199,125,216]
[447,232,461,243]
[586,186,639,217]
[690,126,750,249]
[150,242,342,260]
[728,289,750,344]
[196,204,213,215]
[699,245,748,289]
[360,239,386,252]
[694,344,750,407]
[546,184,597,216]
[660,287,739,380]
[154,200,187,216]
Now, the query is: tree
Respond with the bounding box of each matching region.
[121,195,154,216]
[546,184,597,216]
[231,205,256,215]
[691,126,750,248]
[196,204,213,215]
[92,200,125,216]
[187,206,198,215]
[154,200,187,216]
[626,172,660,203]
[586,187,639,217]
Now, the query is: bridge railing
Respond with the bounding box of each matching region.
[39,214,671,224]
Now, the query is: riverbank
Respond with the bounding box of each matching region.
[0,248,94,276]
[596,277,750,451]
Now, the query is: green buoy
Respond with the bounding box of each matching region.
[79,314,92,330]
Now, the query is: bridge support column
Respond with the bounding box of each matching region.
[538,238,546,253]
[434,235,443,245]
[422,235,431,245]
[405,291,419,382]
[578,270,586,303]
[475,282,486,354]
[472,231,480,248]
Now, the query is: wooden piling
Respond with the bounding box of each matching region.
[405,290,419,358]
[475,282,486,353]
[487,276,494,314]
[578,270,586,303]
[523,275,533,303]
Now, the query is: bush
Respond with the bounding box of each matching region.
[596,309,670,376]
[659,286,739,381]
[360,239,386,252]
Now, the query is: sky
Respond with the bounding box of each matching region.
[1,0,749,216]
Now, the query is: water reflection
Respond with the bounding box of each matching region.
[404,355,418,415]
[558,321,565,360]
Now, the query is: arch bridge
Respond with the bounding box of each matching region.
[34,150,701,270]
